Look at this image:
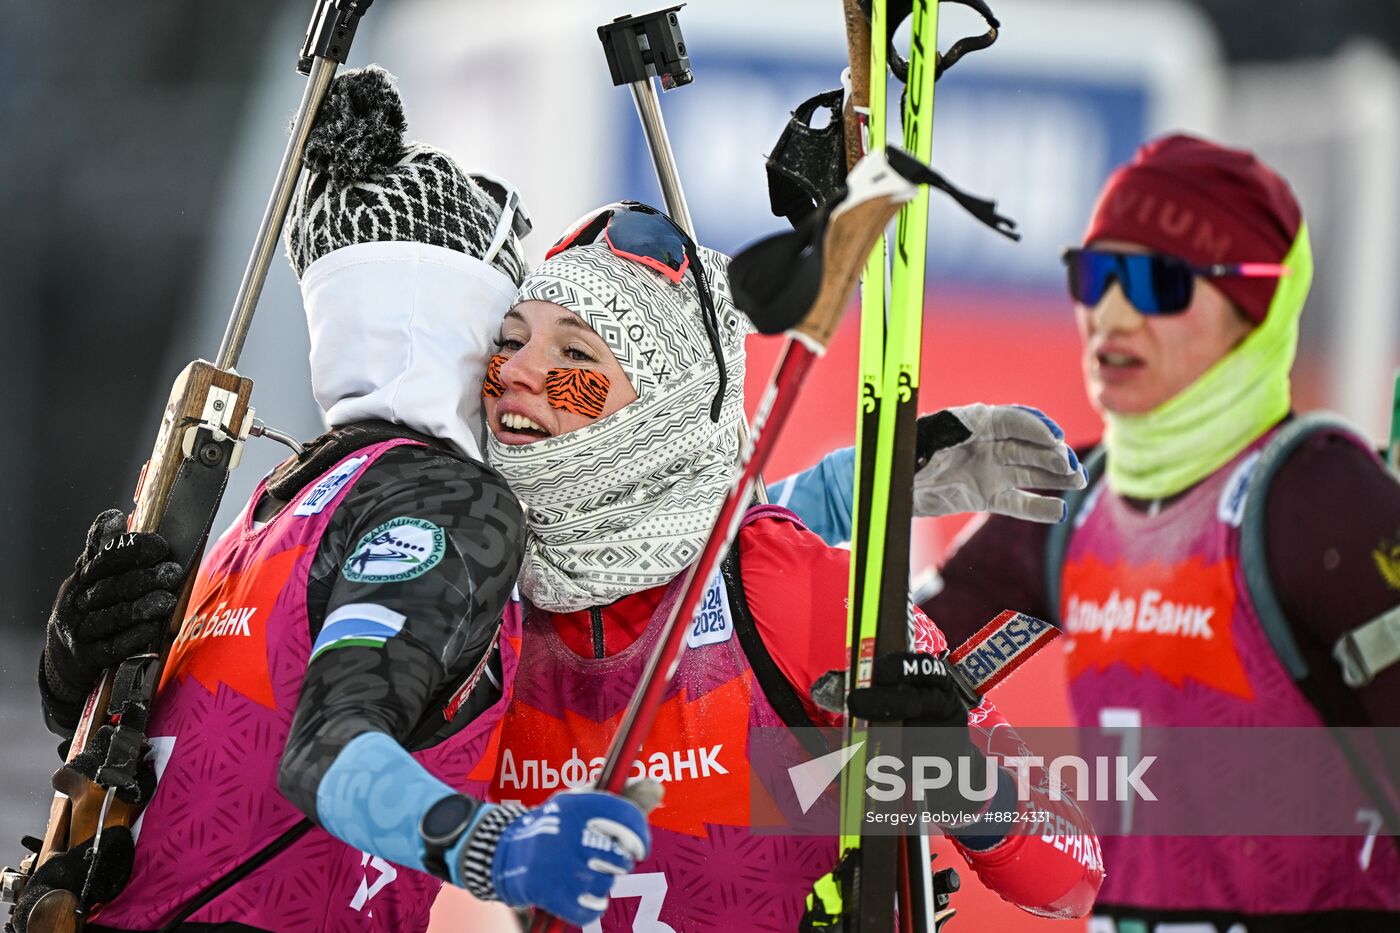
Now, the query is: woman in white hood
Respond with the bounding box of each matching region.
[27,68,647,933]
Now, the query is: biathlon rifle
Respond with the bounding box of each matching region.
[0,4,373,931]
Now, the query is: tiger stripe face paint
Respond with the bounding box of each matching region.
[545,368,610,418]
[482,353,506,398]
[481,353,611,419]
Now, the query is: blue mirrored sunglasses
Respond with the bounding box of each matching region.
[1063,247,1289,316]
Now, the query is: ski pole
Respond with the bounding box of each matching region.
[526,146,925,933]
[840,0,904,927]
[596,7,769,503]
[841,0,1006,925]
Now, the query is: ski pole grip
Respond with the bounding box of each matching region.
[843,0,872,171]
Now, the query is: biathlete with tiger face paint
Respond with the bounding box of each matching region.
[477,204,1105,932]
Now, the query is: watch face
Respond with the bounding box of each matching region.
[421,794,476,844]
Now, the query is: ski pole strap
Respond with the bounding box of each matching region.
[766,88,849,226]
[744,145,1019,336]
[863,0,1001,83]
[885,147,1019,241]
[932,0,999,80]
[765,98,1019,241]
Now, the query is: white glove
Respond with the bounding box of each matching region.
[913,404,1086,523]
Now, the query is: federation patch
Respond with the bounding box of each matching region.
[311,603,407,661]
[343,516,446,583]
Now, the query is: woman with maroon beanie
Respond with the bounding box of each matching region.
[779,134,1400,931]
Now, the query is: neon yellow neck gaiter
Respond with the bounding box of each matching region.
[1104,224,1312,499]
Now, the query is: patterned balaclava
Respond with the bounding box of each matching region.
[285,65,528,462]
[487,241,749,612]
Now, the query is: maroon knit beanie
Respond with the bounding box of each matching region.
[1082,134,1302,323]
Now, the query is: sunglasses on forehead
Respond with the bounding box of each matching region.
[547,201,728,422]
[1062,247,1290,316]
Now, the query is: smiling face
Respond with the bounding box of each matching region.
[1075,239,1255,415]
[484,299,638,444]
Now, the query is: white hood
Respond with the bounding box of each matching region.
[301,240,516,462]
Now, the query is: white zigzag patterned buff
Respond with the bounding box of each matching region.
[487,242,749,612]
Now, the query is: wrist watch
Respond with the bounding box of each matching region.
[419,793,480,881]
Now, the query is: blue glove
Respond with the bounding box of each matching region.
[467,790,651,928]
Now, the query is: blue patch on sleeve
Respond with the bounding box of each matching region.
[309,603,407,663]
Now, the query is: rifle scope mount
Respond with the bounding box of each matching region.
[298,0,374,76]
[599,6,693,90]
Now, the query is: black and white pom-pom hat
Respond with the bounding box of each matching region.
[284,65,532,462]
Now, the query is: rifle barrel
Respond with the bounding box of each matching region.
[216,54,337,371]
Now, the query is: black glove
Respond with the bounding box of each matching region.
[40,510,182,730]
[845,652,970,728]
[9,826,136,933]
[843,653,990,821]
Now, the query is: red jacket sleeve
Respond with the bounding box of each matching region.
[952,696,1106,918]
[909,606,1104,918]
[744,514,1104,918]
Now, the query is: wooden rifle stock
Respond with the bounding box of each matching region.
[4,1,374,927]
[20,363,253,932]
